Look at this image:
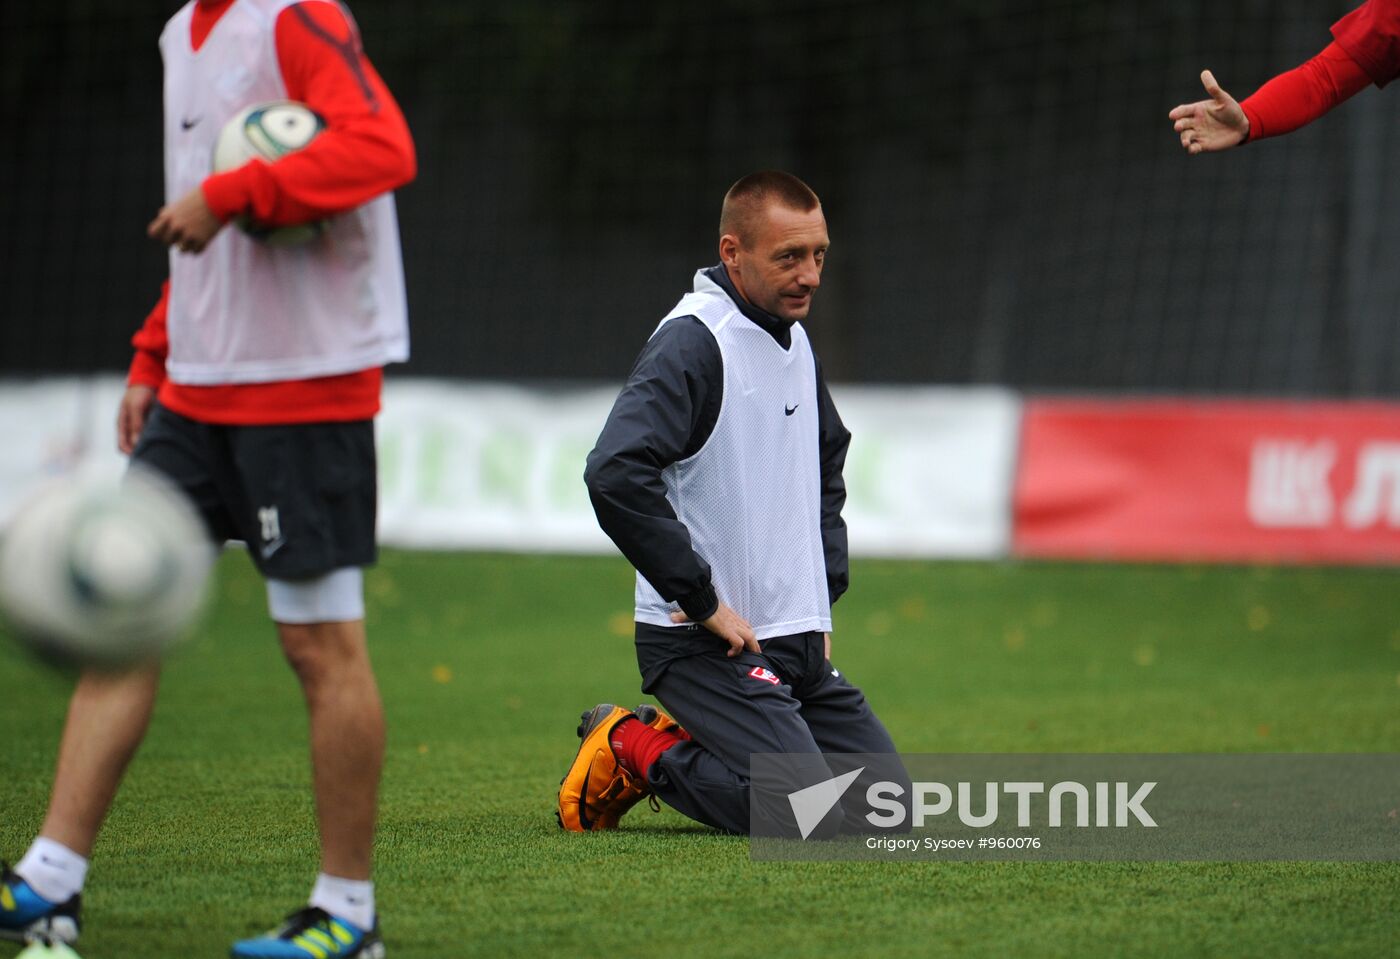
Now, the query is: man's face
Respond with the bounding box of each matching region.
[720,203,829,323]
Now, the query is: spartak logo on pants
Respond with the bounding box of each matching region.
[748,666,781,685]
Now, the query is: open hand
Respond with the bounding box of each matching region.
[1169,70,1249,154]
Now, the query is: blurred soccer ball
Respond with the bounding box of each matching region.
[0,468,214,668]
[213,100,327,245]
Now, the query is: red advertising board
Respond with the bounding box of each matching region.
[1014,399,1400,564]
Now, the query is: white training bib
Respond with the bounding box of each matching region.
[635,270,832,640]
[159,0,409,384]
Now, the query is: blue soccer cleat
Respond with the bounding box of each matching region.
[230,906,383,958]
[0,863,81,945]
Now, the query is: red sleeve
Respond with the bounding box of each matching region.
[201,0,416,226]
[1239,42,1372,142]
[128,281,170,389]
[1332,0,1400,88]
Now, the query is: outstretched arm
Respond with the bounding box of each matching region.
[1169,43,1371,154]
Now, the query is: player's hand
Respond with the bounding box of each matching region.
[1168,70,1249,154]
[824,632,831,662]
[148,186,224,254]
[671,602,760,658]
[117,384,157,454]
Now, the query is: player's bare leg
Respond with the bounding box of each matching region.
[277,619,384,881]
[229,619,383,958]
[39,665,161,856]
[1,666,159,945]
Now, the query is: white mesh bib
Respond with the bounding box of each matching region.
[159,0,409,385]
[634,270,832,640]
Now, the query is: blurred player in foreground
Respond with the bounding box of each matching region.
[560,171,907,837]
[0,1,414,956]
[1170,0,1399,152]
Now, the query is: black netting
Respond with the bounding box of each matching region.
[3,1,1396,395]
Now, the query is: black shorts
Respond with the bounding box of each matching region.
[131,403,377,580]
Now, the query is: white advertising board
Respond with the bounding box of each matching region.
[0,377,1020,559]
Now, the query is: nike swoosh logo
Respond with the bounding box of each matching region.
[785,405,799,416]
[181,116,202,130]
[577,758,596,830]
[260,537,286,560]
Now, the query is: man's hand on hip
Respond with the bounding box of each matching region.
[671,602,760,658]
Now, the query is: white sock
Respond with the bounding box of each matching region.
[308,873,374,931]
[14,838,88,904]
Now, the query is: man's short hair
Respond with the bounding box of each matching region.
[719,171,821,244]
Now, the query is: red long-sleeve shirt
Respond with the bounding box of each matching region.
[1237,0,1400,143]
[1239,42,1371,142]
[128,0,415,425]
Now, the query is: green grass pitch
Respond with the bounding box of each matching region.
[2,552,1398,958]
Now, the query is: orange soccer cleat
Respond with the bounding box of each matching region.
[556,704,652,831]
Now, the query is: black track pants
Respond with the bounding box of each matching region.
[636,625,910,836]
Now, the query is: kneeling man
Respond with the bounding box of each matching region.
[560,171,904,837]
